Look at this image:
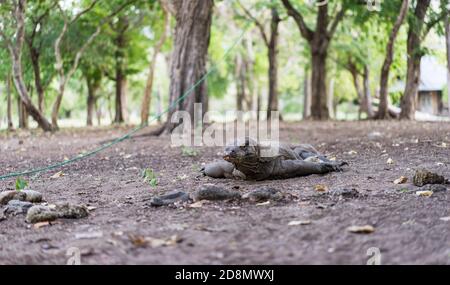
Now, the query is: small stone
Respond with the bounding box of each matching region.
[26,205,59,224]
[55,203,89,219]
[314,185,328,192]
[0,191,26,205]
[393,176,408,184]
[149,191,190,207]
[242,187,282,203]
[367,131,383,140]
[191,185,241,202]
[22,190,43,203]
[413,169,446,187]
[330,188,359,198]
[4,200,33,215]
[415,190,433,197]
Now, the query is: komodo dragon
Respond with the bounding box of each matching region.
[202,138,346,181]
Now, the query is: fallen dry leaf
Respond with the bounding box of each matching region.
[129,234,181,248]
[393,176,408,184]
[288,220,311,226]
[314,184,328,192]
[415,190,433,197]
[33,221,50,229]
[188,200,208,208]
[347,225,375,234]
[50,171,64,179]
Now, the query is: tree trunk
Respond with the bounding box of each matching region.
[140,6,169,126]
[377,0,409,119]
[327,77,335,119]
[349,66,364,119]
[161,0,213,134]
[86,75,100,126]
[363,65,374,118]
[235,53,246,111]
[29,45,45,112]
[114,23,128,124]
[266,8,280,119]
[310,51,329,120]
[303,67,311,119]
[445,6,450,118]
[6,74,14,131]
[11,51,51,131]
[400,0,431,120]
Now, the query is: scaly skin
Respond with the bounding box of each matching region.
[202,138,346,181]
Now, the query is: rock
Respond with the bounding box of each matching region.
[55,203,89,219]
[191,185,241,201]
[0,191,26,205]
[413,169,446,187]
[22,190,43,203]
[0,190,42,205]
[242,187,282,203]
[330,188,359,198]
[149,191,190,207]
[367,131,383,140]
[4,200,33,215]
[26,205,59,223]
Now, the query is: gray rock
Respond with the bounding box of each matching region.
[150,191,191,207]
[191,185,241,201]
[413,169,446,187]
[22,190,43,203]
[0,190,42,205]
[4,200,33,215]
[55,203,89,219]
[330,188,359,198]
[0,191,26,205]
[242,187,282,202]
[26,205,59,223]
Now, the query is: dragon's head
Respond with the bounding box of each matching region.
[223,137,259,164]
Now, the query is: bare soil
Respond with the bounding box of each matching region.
[1,121,450,265]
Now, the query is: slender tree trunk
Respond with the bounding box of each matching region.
[140,6,169,125]
[267,8,280,119]
[377,0,409,119]
[235,53,246,111]
[161,0,213,134]
[363,65,374,118]
[86,76,100,126]
[114,24,128,124]
[327,78,335,118]
[349,66,364,119]
[400,0,431,120]
[6,74,14,131]
[445,7,450,118]
[311,50,329,120]
[29,46,45,112]
[303,67,311,119]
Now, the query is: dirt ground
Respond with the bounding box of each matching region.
[1,121,450,265]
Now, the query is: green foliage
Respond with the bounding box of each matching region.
[141,168,158,187]
[15,177,28,191]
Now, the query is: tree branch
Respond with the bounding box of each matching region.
[237,0,269,46]
[327,5,347,38]
[281,0,313,42]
